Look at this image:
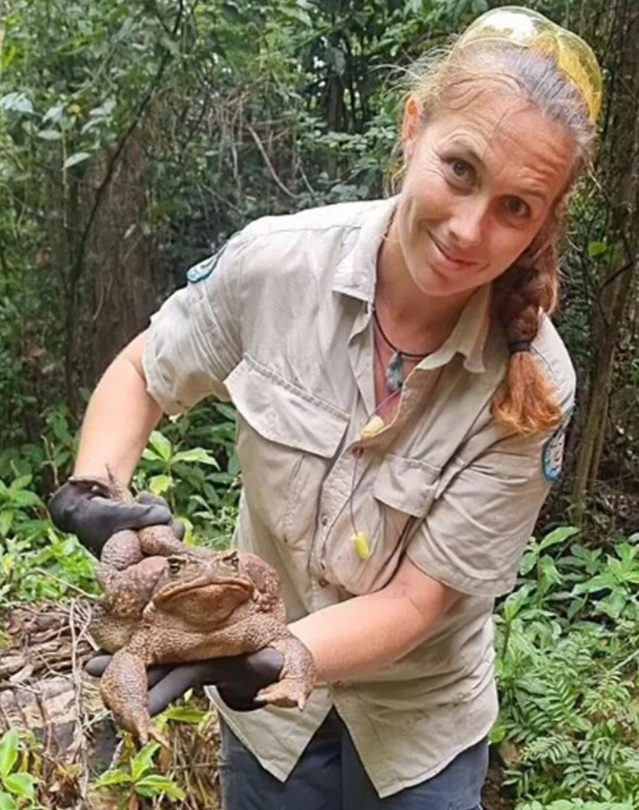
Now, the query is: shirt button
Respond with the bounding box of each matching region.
[320,514,328,526]
[318,577,329,587]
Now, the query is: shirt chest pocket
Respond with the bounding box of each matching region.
[323,453,441,595]
[225,355,349,548]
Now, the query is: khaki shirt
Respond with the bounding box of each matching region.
[143,197,575,798]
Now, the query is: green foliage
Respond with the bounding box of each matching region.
[0,0,456,449]
[0,470,97,604]
[517,802,633,810]
[134,404,240,549]
[0,405,238,606]
[95,742,185,806]
[495,526,639,806]
[0,729,41,810]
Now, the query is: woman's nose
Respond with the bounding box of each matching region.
[448,197,487,249]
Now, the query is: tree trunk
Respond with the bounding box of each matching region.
[86,138,162,383]
[570,0,639,524]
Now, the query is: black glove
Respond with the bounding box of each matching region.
[49,481,184,557]
[85,649,284,713]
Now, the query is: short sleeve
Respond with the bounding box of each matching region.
[143,233,249,415]
[406,410,573,599]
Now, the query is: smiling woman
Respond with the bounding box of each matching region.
[375,21,598,434]
[48,6,603,810]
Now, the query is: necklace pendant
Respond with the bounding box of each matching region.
[386,352,404,392]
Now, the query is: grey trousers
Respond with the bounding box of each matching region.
[219,709,488,809]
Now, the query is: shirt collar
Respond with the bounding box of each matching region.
[332,197,398,304]
[419,284,492,374]
[332,196,492,374]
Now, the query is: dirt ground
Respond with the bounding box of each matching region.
[482,759,515,810]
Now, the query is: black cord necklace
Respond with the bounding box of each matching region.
[372,307,431,393]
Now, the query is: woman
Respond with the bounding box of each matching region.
[49,7,602,808]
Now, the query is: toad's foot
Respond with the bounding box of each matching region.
[255,677,309,710]
[253,635,316,710]
[138,524,191,558]
[99,650,169,748]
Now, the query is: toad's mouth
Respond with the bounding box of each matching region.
[157,575,253,602]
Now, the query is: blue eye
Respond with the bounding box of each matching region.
[448,159,475,185]
[504,196,530,219]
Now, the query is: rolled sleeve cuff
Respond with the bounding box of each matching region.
[406,527,518,598]
[142,322,191,416]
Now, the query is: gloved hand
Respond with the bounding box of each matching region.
[85,649,284,713]
[49,481,185,558]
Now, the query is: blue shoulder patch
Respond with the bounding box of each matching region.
[542,412,572,484]
[186,242,229,284]
[187,255,217,284]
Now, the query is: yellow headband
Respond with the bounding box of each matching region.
[455,6,602,123]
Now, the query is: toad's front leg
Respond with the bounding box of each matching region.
[253,629,316,710]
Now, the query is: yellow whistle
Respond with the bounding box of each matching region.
[360,415,385,440]
[352,531,371,561]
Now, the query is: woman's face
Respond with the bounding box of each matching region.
[395,85,575,298]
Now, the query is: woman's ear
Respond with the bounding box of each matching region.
[402,96,421,161]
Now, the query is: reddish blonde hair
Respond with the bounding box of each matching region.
[397,44,597,435]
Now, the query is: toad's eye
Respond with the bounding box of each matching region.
[224,551,239,569]
[168,557,186,575]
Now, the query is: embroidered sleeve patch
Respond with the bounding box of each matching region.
[186,241,229,284]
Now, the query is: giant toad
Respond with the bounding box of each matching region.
[73,474,316,744]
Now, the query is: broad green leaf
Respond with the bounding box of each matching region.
[214,403,237,421]
[64,152,91,169]
[42,104,64,124]
[572,573,616,594]
[134,774,185,799]
[2,772,35,799]
[94,770,132,788]
[538,556,561,585]
[130,742,160,782]
[587,241,607,258]
[0,512,12,538]
[7,490,42,508]
[597,590,627,619]
[9,476,32,491]
[0,93,33,115]
[519,550,536,576]
[163,705,207,724]
[539,526,579,551]
[148,475,173,496]
[89,99,117,118]
[172,448,219,467]
[0,730,19,778]
[36,129,63,141]
[0,791,17,810]
[149,431,172,462]
[142,448,163,462]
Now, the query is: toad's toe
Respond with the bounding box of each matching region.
[256,679,308,710]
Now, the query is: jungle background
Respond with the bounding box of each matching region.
[1,0,639,808]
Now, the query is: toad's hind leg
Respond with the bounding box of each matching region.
[100,649,168,748]
[254,633,316,710]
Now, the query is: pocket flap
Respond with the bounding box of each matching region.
[373,453,440,518]
[225,354,348,458]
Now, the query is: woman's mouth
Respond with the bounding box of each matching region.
[428,232,479,270]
